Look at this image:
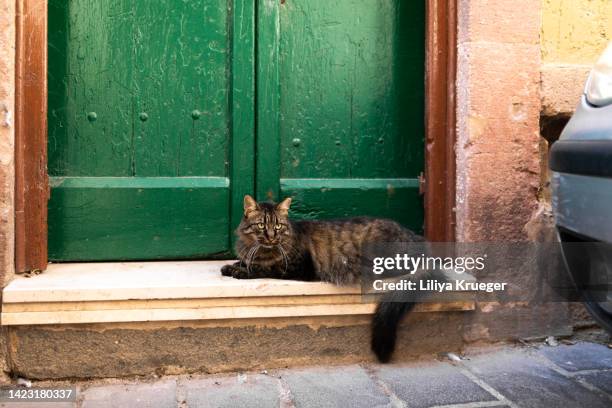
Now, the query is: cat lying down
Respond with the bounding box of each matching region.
[221,195,444,363]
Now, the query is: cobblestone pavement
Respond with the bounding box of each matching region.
[2,341,612,408]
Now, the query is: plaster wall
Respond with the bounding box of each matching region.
[542,0,611,65]
[541,0,611,117]
[0,0,16,288]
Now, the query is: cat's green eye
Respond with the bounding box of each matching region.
[274,224,282,230]
[257,223,265,229]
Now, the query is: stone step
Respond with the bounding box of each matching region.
[1,261,475,325]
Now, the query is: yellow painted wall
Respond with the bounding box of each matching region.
[542,0,612,64]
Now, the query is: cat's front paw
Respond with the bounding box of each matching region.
[221,263,251,279]
[221,264,234,277]
[230,267,251,279]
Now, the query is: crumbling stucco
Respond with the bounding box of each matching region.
[454,0,577,343]
[540,64,590,118]
[8,314,467,379]
[456,0,542,242]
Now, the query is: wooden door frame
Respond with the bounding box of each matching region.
[15,0,48,273]
[14,0,456,272]
[424,0,457,242]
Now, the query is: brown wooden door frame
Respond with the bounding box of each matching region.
[14,0,456,272]
[424,0,457,242]
[15,0,49,273]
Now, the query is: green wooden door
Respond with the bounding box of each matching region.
[257,0,424,231]
[48,0,424,261]
[48,0,255,260]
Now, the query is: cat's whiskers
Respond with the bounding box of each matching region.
[237,244,255,270]
[240,245,255,273]
[278,243,289,275]
[245,244,257,269]
[246,244,261,276]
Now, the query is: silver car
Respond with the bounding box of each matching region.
[551,42,612,333]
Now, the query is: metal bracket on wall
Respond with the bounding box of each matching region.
[418,172,426,195]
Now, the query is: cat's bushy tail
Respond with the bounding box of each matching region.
[371,268,448,363]
[371,291,415,363]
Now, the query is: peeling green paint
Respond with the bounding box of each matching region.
[48,0,424,261]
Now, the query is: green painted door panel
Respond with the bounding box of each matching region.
[258,0,425,232]
[48,177,229,260]
[48,0,423,261]
[48,0,254,260]
[281,179,422,229]
[131,1,229,177]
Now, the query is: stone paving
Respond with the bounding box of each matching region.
[2,341,612,408]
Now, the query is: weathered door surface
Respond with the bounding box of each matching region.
[48,0,255,260]
[257,0,425,230]
[48,0,424,261]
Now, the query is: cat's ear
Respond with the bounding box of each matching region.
[243,195,258,216]
[276,197,292,214]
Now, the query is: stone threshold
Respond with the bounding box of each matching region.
[1,261,475,326]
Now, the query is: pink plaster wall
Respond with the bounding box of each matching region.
[0,0,15,283]
[456,0,542,242]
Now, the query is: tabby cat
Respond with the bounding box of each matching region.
[221,195,433,362]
